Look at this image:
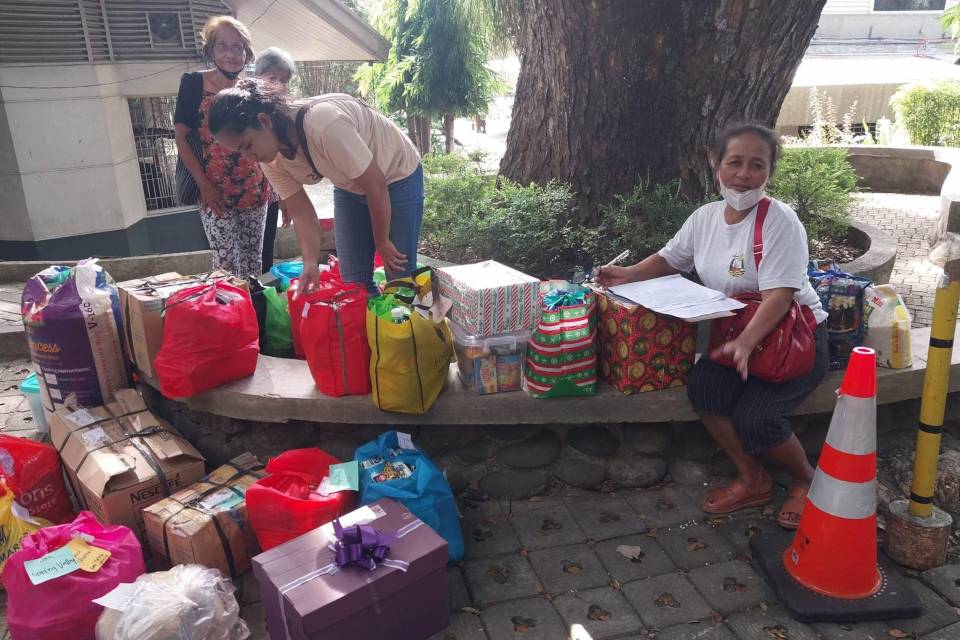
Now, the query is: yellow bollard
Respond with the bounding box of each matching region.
[909,279,960,517]
[885,274,959,570]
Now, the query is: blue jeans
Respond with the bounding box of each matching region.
[333,164,424,293]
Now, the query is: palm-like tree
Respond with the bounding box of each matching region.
[356,0,506,154]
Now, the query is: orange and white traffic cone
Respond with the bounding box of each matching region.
[750,346,922,622]
[783,345,881,598]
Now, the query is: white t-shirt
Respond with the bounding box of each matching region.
[659,198,828,324]
[260,94,421,198]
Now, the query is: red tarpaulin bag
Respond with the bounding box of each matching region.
[0,435,73,524]
[301,282,371,396]
[287,257,343,359]
[2,511,145,640]
[245,448,357,551]
[153,282,259,398]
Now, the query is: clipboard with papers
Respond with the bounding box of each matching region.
[604,274,745,322]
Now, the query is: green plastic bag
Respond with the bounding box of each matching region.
[263,286,294,357]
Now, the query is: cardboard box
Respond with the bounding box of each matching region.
[253,499,448,640]
[49,388,206,543]
[436,260,540,336]
[118,270,250,378]
[143,452,265,578]
[596,290,697,393]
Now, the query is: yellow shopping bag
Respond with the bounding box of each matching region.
[0,480,50,580]
[367,268,454,414]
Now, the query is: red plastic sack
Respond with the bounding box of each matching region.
[287,258,344,359]
[287,280,307,359]
[153,282,259,398]
[301,283,371,396]
[245,448,357,551]
[0,435,74,524]
[2,511,145,640]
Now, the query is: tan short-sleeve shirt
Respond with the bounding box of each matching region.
[260,94,421,199]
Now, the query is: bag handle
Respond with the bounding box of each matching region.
[752,197,771,270]
[383,266,435,309]
[295,95,378,180]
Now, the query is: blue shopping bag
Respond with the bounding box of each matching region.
[269,260,303,290]
[808,261,872,370]
[355,430,464,563]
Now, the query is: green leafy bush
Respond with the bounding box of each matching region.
[421,154,580,277]
[583,179,702,265]
[421,150,857,278]
[890,81,960,147]
[769,147,857,245]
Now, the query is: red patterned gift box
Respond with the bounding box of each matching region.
[596,290,697,393]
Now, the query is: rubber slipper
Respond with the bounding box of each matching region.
[701,479,773,515]
[777,484,809,530]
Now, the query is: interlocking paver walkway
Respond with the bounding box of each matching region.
[850,192,945,328]
[2,352,960,640]
[0,283,21,331]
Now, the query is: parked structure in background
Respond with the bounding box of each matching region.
[0,0,387,261]
[777,0,960,136]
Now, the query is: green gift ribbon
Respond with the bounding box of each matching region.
[543,287,588,310]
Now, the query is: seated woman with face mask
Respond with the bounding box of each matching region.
[597,123,829,530]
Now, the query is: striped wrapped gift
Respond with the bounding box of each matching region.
[436,261,540,337]
[524,286,597,398]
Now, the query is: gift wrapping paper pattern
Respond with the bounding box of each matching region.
[524,291,597,397]
[596,292,696,394]
[436,263,539,336]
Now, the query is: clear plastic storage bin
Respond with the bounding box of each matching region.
[448,319,532,394]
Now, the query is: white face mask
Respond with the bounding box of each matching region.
[719,179,767,212]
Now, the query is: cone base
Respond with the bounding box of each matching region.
[750,532,923,623]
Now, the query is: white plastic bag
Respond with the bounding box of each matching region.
[862,284,912,369]
[95,564,249,640]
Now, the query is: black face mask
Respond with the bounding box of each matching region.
[216,65,241,80]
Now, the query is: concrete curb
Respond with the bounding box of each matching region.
[0,225,332,283]
[841,219,898,284]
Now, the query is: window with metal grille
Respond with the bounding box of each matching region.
[128,96,182,212]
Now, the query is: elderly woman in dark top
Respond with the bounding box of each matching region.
[254,47,297,271]
[174,16,270,277]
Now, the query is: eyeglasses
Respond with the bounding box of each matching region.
[214,42,246,56]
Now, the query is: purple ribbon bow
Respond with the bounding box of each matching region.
[332,519,398,571]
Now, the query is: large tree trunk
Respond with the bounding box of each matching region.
[500,0,827,222]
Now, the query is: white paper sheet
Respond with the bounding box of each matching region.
[608,274,744,322]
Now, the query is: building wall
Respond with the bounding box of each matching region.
[816,0,959,40]
[0,61,208,260]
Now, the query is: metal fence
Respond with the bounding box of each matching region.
[128,96,180,211]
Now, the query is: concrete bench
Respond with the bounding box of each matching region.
[150,324,960,427]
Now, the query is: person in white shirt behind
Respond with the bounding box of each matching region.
[597,123,829,530]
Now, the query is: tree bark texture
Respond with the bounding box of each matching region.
[407,115,433,155]
[500,0,827,221]
[443,113,456,153]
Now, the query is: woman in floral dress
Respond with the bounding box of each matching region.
[174,16,271,277]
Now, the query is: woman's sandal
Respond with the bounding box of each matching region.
[701,479,774,515]
[777,485,809,530]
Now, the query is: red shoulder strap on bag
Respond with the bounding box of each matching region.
[752,197,771,270]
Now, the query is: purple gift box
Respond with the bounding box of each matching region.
[252,498,449,640]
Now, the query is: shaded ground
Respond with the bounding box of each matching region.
[1,358,960,639]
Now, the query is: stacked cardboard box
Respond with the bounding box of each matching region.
[49,388,205,543]
[143,453,265,578]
